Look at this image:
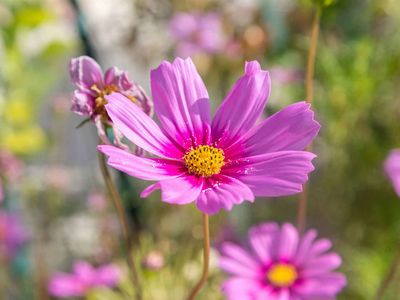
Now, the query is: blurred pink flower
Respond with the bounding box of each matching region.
[169,12,226,57]
[0,149,23,183]
[48,261,121,297]
[87,191,107,212]
[384,149,400,197]
[0,210,28,259]
[142,250,165,270]
[98,58,319,215]
[269,67,303,85]
[219,222,346,300]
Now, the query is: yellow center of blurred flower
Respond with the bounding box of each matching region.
[267,263,298,288]
[183,145,225,177]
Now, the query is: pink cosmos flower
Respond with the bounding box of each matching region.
[384,149,400,197]
[69,56,152,146]
[98,58,320,215]
[219,222,347,300]
[69,56,152,119]
[169,12,226,57]
[0,210,28,259]
[48,261,121,297]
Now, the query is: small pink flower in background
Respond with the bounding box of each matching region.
[219,222,346,300]
[99,58,319,215]
[169,12,226,57]
[87,191,107,212]
[0,149,24,183]
[384,149,400,197]
[269,67,303,85]
[48,261,121,297]
[142,250,165,270]
[0,210,28,259]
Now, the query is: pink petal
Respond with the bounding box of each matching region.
[74,261,95,284]
[71,91,94,117]
[249,222,279,264]
[69,56,103,93]
[48,273,86,297]
[141,175,203,205]
[294,229,318,265]
[228,102,320,158]
[226,151,316,197]
[195,176,255,215]
[104,67,133,90]
[384,149,400,197]
[212,61,270,148]
[221,242,260,270]
[219,256,261,279]
[307,238,333,258]
[105,93,183,158]
[221,277,265,300]
[93,264,121,287]
[98,145,184,181]
[278,223,299,261]
[150,57,211,148]
[302,253,342,276]
[295,273,346,297]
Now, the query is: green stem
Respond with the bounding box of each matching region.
[297,4,322,234]
[186,213,210,300]
[98,152,142,300]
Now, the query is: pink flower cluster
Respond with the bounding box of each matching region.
[48,261,121,297]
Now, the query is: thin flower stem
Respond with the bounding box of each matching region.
[374,247,400,300]
[98,152,142,300]
[297,5,322,234]
[186,213,210,300]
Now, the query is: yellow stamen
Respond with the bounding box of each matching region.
[90,84,137,117]
[267,263,298,288]
[183,145,225,177]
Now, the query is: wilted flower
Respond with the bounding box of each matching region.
[169,12,226,57]
[48,261,121,297]
[69,56,152,145]
[99,57,319,215]
[384,149,400,197]
[219,222,346,299]
[0,210,28,259]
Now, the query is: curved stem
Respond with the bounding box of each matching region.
[374,247,400,300]
[98,152,142,300]
[186,213,210,300]
[297,5,322,234]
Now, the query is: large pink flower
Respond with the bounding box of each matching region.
[98,57,320,215]
[219,222,347,300]
[384,149,400,197]
[48,261,121,297]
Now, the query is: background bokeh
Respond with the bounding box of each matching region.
[1,0,400,299]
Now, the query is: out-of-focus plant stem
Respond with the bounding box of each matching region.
[186,213,210,300]
[98,152,142,300]
[374,247,400,300]
[297,4,322,234]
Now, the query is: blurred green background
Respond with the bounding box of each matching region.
[1,0,400,299]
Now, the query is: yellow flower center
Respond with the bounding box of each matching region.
[266,263,298,288]
[183,145,225,177]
